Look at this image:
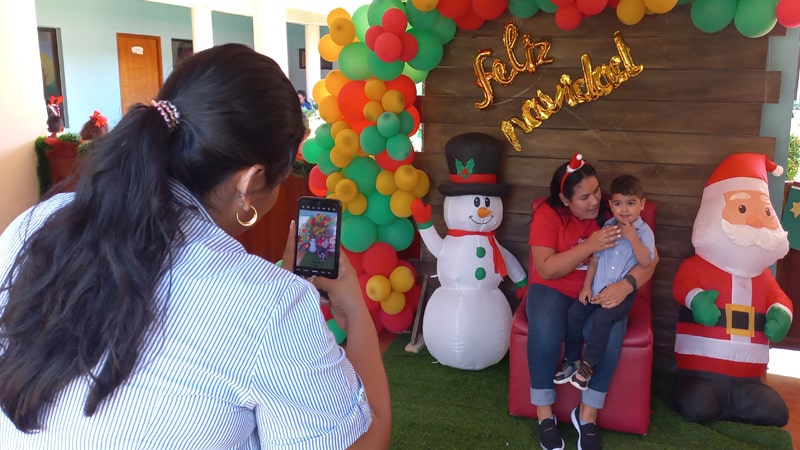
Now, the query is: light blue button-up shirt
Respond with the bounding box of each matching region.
[591,216,655,296]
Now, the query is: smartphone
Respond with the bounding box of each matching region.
[293,196,342,279]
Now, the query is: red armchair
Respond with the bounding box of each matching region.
[508,198,655,435]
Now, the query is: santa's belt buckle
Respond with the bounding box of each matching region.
[726,304,755,338]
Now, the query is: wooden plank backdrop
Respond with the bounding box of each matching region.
[414,6,784,371]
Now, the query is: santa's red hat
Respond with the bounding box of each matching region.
[706,153,783,188]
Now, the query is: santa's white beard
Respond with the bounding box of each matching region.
[699,220,790,277]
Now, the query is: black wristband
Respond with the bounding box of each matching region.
[623,274,637,291]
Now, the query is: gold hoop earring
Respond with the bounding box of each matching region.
[236,205,258,227]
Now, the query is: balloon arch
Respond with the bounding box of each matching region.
[301,0,800,336]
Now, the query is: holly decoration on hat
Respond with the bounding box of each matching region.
[455,158,475,179]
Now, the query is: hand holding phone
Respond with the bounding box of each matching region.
[293,197,342,279]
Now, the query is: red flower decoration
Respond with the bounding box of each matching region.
[90,110,108,128]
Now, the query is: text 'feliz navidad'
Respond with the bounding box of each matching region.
[473,22,644,152]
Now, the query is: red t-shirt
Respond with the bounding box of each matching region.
[528,201,600,299]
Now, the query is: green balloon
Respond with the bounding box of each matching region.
[405,1,439,30]
[386,134,412,160]
[398,110,415,135]
[536,0,558,14]
[315,148,339,175]
[509,0,540,18]
[377,112,401,137]
[378,217,415,251]
[327,318,347,344]
[733,0,778,38]
[353,4,371,43]
[360,125,387,155]
[402,63,429,84]
[365,191,396,225]
[368,52,405,81]
[368,0,404,26]
[301,138,323,164]
[690,0,737,33]
[343,156,381,195]
[341,215,378,252]
[339,42,373,81]
[314,123,334,150]
[408,29,443,71]
[431,15,457,45]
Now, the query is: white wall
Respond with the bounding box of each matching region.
[0,0,47,230]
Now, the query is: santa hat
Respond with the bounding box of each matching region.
[706,153,783,189]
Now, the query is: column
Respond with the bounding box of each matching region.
[191,7,214,52]
[304,24,321,98]
[252,1,289,75]
[0,0,45,229]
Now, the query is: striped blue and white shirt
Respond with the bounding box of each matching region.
[0,185,371,449]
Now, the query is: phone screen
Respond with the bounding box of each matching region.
[294,197,342,279]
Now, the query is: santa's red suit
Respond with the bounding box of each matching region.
[672,153,792,427]
[673,256,792,378]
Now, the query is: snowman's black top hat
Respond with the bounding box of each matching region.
[438,132,509,197]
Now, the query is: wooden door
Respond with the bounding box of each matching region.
[117,33,162,113]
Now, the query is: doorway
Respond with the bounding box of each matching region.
[116,33,162,114]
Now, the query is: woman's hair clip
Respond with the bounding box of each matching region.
[560,152,589,195]
[151,99,181,132]
[90,110,108,128]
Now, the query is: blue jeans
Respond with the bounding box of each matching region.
[526,283,627,410]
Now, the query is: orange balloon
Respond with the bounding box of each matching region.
[394,164,419,191]
[389,265,415,293]
[325,70,350,96]
[319,34,342,62]
[327,7,351,28]
[376,170,398,195]
[348,193,367,215]
[334,178,359,203]
[365,79,387,101]
[381,291,406,314]
[330,120,351,139]
[335,129,360,155]
[329,146,353,168]
[366,274,392,301]
[363,100,385,122]
[411,169,430,198]
[390,190,416,217]
[381,89,406,114]
[330,18,356,46]
[326,171,345,193]
[318,96,343,124]
[312,79,331,104]
[642,0,676,14]
[616,0,646,25]
[412,0,439,12]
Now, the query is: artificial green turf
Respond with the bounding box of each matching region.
[383,334,792,449]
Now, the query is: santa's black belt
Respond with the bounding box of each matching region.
[678,306,766,334]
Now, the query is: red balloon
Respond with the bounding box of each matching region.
[363,242,399,276]
[399,32,419,62]
[473,0,509,20]
[382,7,408,35]
[437,0,471,19]
[380,304,415,333]
[405,106,421,136]
[365,25,384,50]
[404,283,422,311]
[454,9,485,31]
[337,81,369,121]
[349,118,372,134]
[607,0,620,7]
[375,149,415,171]
[386,75,417,110]
[576,0,607,15]
[320,302,333,321]
[777,0,800,28]
[555,4,583,30]
[551,0,576,5]
[308,165,328,196]
[375,32,403,62]
[344,248,365,274]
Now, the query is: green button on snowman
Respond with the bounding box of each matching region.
[411,132,527,370]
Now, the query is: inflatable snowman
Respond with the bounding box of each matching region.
[411,132,527,370]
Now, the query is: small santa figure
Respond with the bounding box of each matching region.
[673,153,793,426]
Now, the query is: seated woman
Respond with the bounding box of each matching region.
[526,153,658,450]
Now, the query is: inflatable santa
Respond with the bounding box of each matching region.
[673,153,793,426]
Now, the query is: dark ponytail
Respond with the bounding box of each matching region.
[0,43,304,431]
